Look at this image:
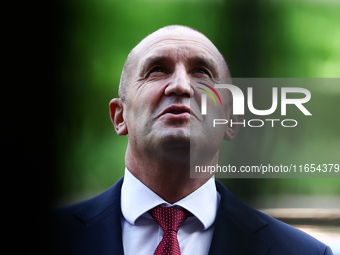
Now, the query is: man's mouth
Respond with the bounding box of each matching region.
[161,105,191,116]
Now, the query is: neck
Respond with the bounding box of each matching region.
[125,145,216,204]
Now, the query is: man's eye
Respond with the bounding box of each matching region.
[195,68,210,76]
[150,67,164,73]
[147,66,169,79]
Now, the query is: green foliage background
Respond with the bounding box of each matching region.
[55,0,340,205]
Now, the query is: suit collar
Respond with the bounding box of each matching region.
[121,168,219,230]
[209,180,271,255]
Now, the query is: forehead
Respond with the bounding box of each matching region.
[133,29,225,72]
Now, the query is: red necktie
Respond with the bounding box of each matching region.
[149,206,188,255]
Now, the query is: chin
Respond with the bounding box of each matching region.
[154,134,191,165]
[157,129,191,149]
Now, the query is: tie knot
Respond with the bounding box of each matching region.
[149,206,187,232]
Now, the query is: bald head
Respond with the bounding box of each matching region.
[118,25,230,101]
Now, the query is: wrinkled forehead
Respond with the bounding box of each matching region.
[132,28,227,73]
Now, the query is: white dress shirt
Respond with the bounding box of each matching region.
[121,168,220,255]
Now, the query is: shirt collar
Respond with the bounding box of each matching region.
[121,168,220,230]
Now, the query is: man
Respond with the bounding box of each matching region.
[54,25,333,255]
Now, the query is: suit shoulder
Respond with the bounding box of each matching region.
[256,210,333,255]
[52,178,123,234]
[214,181,332,254]
[52,199,88,233]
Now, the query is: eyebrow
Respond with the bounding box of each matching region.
[140,54,219,77]
[140,55,174,75]
[188,56,219,76]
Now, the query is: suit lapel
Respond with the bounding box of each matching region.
[66,178,125,255]
[209,181,271,255]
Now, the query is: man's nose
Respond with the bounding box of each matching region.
[164,66,193,97]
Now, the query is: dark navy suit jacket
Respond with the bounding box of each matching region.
[54,178,333,254]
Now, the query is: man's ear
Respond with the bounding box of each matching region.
[223,110,243,141]
[109,98,128,136]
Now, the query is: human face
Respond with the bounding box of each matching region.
[123,28,231,160]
